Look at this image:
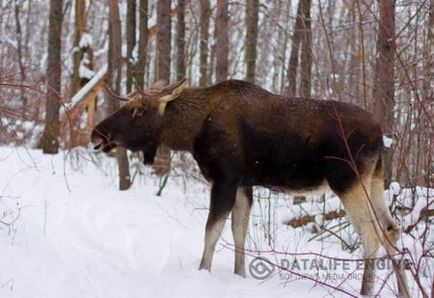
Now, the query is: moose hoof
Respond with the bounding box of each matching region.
[234,269,246,278]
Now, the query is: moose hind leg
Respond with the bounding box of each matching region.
[199,181,238,272]
[371,168,410,297]
[231,187,253,277]
[337,178,381,296]
[370,170,400,244]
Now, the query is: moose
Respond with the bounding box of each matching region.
[91,79,409,296]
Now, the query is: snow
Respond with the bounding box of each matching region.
[131,43,139,64]
[389,181,401,195]
[60,64,108,117]
[79,32,93,49]
[0,147,432,298]
[94,41,109,58]
[383,135,393,148]
[22,121,33,131]
[79,64,95,80]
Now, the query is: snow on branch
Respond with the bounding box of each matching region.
[60,63,107,118]
[79,32,93,49]
[69,64,106,107]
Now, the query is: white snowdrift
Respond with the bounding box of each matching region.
[0,147,431,298]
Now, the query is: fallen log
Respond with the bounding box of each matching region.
[287,209,346,228]
[404,207,434,234]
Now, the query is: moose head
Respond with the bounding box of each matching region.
[91,79,187,164]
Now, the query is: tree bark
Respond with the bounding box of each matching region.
[276,0,291,94]
[372,0,396,186]
[287,0,311,203]
[135,0,148,89]
[69,0,94,147]
[347,2,359,103]
[245,0,259,82]
[287,0,308,97]
[40,0,64,154]
[199,0,211,86]
[108,0,131,190]
[14,2,27,115]
[70,0,87,96]
[176,0,186,81]
[126,0,137,93]
[153,0,172,176]
[215,0,229,82]
[420,0,434,186]
[299,0,312,98]
[156,0,171,82]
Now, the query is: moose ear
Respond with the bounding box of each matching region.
[157,78,187,115]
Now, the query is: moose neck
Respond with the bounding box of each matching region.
[159,87,216,152]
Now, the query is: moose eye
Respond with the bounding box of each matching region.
[132,108,144,118]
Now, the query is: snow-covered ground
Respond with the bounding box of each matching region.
[0,147,432,298]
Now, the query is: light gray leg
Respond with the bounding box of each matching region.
[338,179,380,296]
[199,181,238,271]
[371,174,410,298]
[231,187,253,277]
[199,212,230,271]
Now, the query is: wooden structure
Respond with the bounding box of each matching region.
[60,3,187,148]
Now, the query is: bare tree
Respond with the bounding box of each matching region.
[245,0,259,82]
[287,0,305,97]
[215,0,229,82]
[287,0,311,204]
[299,0,312,97]
[199,0,211,86]
[176,0,186,81]
[68,0,94,147]
[126,0,136,93]
[40,0,64,154]
[287,0,311,97]
[153,0,172,176]
[135,0,148,89]
[270,0,291,93]
[14,1,26,114]
[70,0,87,96]
[107,0,131,190]
[156,0,172,83]
[425,0,434,105]
[372,0,396,186]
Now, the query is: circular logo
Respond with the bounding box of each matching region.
[249,257,275,280]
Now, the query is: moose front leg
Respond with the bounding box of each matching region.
[199,180,238,272]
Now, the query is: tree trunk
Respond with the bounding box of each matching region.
[156,0,172,83]
[199,0,211,86]
[40,0,64,154]
[108,0,131,191]
[126,0,136,93]
[14,2,27,115]
[421,0,434,186]
[278,0,291,94]
[299,0,312,98]
[347,2,360,104]
[176,0,186,81]
[245,0,259,82]
[287,0,308,97]
[69,0,94,148]
[135,0,148,89]
[372,0,396,186]
[153,0,172,176]
[70,0,87,96]
[215,0,229,82]
[288,0,311,204]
